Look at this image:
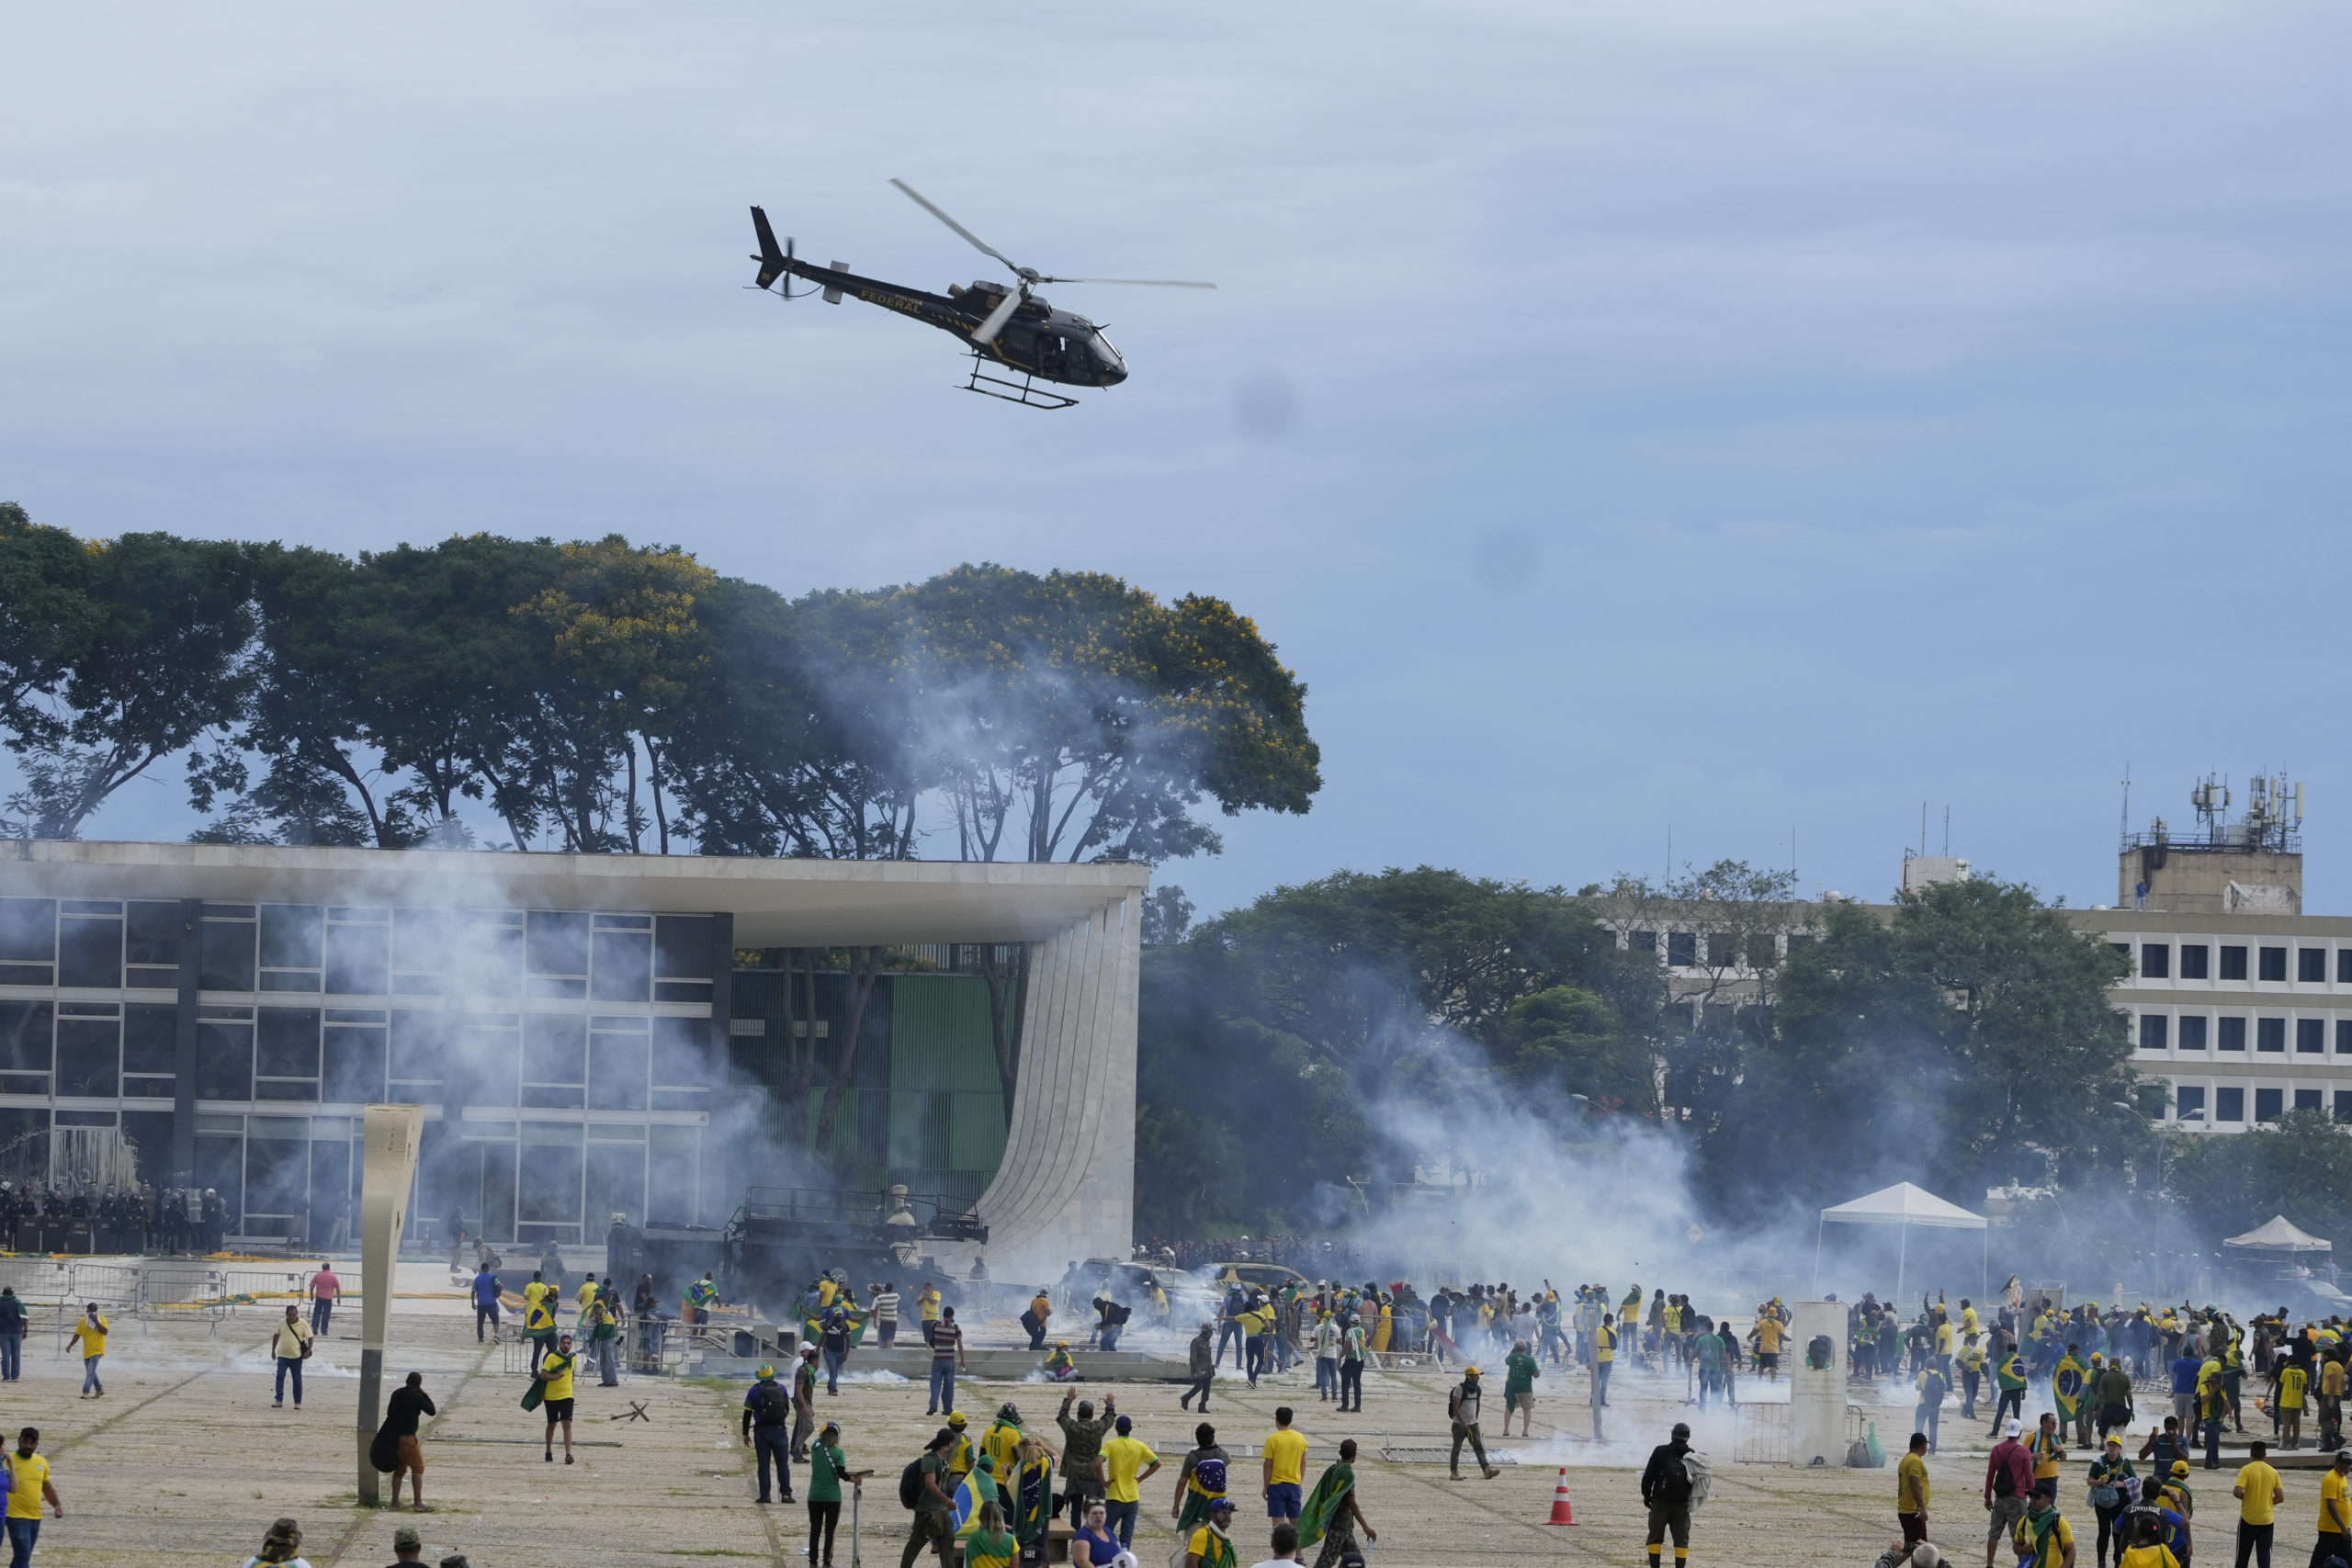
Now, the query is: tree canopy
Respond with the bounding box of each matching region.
[0,512,1321,863]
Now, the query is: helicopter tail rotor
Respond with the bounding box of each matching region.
[750,206,791,291]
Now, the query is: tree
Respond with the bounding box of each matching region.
[2165,1111,2352,1258]
[1136,867,1628,1228]
[0,502,101,755]
[1683,876,2139,1218]
[4,533,256,840]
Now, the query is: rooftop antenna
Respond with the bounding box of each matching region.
[1920,801,1928,859]
[1791,824,1797,880]
[2120,762,2132,850]
[1942,807,1951,858]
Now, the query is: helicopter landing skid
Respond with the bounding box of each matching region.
[964,353,1079,411]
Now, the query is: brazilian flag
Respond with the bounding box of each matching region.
[803,1302,873,1348]
[2054,1357,2085,1419]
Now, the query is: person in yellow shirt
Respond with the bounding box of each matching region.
[575,1273,601,1321]
[1183,1495,1238,1568]
[966,1501,1021,1568]
[1262,1407,1309,1523]
[67,1303,107,1399]
[2029,1413,2066,1485]
[2115,1511,2178,1568]
[1753,1314,1784,1378]
[2324,1354,2349,1451]
[1895,1430,1930,1547]
[7,1425,62,1559]
[2279,1361,2309,1450]
[2319,1448,2352,1564]
[522,1273,557,1351]
[2011,1483,2075,1567]
[1096,1415,1160,1552]
[2234,1441,2283,1563]
[537,1330,580,1465]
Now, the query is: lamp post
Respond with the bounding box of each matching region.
[2116,1101,2189,1301]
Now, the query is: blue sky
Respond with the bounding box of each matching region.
[5,3,2350,919]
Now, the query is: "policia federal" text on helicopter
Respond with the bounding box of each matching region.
[749,180,1214,409]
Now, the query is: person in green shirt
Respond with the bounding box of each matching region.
[1504,1340,1542,1436]
[806,1420,865,1568]
[899,1428,956,1568]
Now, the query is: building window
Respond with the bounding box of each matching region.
[2297,1089,2324,1112]
[2299,1018,2326,1054]
[2258,1017,2287,1052]
[2339,1020,2352,1054]
[2302,949,2329,983]
[2260,946,2288,982]
[1630,930,1657,954]
[1705,932,1738,968]
[2179,1015,2208,1050]
[2256,1087,2283,1122]
[1667,931,1697,967]
[2221,946,2248,980]
[2180,944,2210,979]
[2141,943,2170,978]
[2340,950,2352,985]
[2216,1086,2245,1122]
[2220,1016,2247,1051]
[2176,1085,2207,1122]
[2139,1014,2168,1051]
[2337,1090,2352,1125]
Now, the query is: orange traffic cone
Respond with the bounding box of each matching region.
[1546,1466,1578,1525]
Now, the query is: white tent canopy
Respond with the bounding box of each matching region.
[2224,1215,2333,1253]
[1814,1181,1989,1301]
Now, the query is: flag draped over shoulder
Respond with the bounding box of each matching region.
[1298,1461,1354,1548]
[801,1303,872,1348]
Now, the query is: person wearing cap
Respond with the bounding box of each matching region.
[1448,1364,1498,1482]
[741,1364,794,1505]
[2232,1438,2282,1568]
[2085,1437,2134,1568]
[1182,1494,1238,1568]
[899,1428,957,1568]
[1098,1413,1160,1551]
[241,1516,311,1568]
[944,1411,975,1485]
[807,1418,865,1568]
[2010,1480,2074,1567]
[387,1522,423,1564]
[1182,1322,1216,1413]
[1057,1389,1116,1521]
[538,1331,579,1465]
[2316,1447,2352,1568]
[1044,1340,1077,1382]
[1642,1421,1696,1568]
[1985,1419,2034,1568]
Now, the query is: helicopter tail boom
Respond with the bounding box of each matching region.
[750,206,790,291]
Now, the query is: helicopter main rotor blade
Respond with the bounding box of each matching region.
[1035,276,1217,289]
[971,287,1026,347]
[890,178,1023,275]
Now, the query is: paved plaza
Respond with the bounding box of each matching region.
[0,1279,2256,1568]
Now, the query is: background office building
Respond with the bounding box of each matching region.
[0,840,1143,1273]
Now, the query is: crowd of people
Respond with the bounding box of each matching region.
[0,1181,237,1254]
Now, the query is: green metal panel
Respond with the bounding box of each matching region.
[888,976,1001,1093]
[948,1090,1006,1172]
[888,1089,951,1169]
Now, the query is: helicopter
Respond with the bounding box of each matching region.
[749,179,1215,409]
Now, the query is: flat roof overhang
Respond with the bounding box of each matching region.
[0,840,1149,946]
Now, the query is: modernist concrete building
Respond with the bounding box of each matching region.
[0,840,1144,1275]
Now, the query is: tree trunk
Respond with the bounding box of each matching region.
[980,942,1029,1123]
[813,946,884,1155]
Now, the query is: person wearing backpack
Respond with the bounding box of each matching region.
[899,1428,957,1568]
[1172,1422,1229,1536]
[1984,1419,2034,1568]
[1448,1366,1499,1481]
[1641,1421,1697,1568]
[741,1364,795,1505]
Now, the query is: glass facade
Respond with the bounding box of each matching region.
[0,895,726,1246]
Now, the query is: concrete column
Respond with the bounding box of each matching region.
[356,1103,425,1506]
[170,897,202,1184]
